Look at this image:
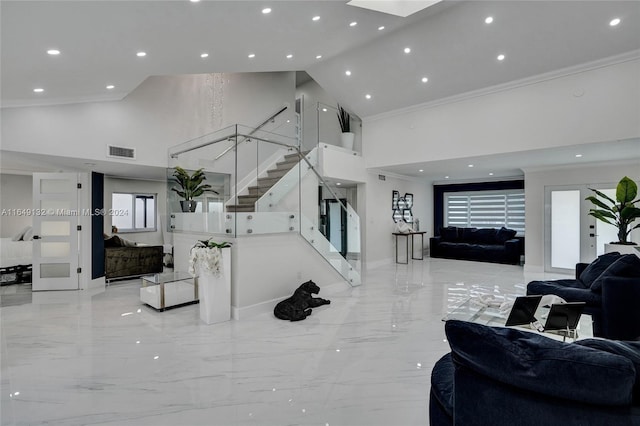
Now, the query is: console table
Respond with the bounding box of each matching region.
[392,231,427,264]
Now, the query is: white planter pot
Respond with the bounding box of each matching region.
[604,243,640,258]
[340,132,355,150]
[198,247,231,324]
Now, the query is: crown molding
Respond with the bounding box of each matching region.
[364,49,640,123]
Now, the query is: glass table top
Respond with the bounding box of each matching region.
[141,271,195,285]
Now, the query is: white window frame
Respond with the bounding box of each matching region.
[443,189,525,235]
[111,192,157,233]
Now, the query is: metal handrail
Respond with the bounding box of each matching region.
[214,106,289,161]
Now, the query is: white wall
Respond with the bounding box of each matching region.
[363,172,432,268]
[103,177,168,246]
[2,72,298,171]
[524,161,640,272]
[0,174,33,238]
[363,59,640,169]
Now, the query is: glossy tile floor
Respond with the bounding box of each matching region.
[1,258,568,426]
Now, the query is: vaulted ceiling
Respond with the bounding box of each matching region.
[1,1,639,180]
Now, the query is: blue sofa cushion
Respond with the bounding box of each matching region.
[579,251,621,288]
[527,279,602,308]
[445,320,636,406]
[496,226,517,243]
[591,254,640,292]
[577,339,640,403]
[460,227,477,241]
[469,228,497,244]
[430,353,454,418]
[439,226,459,242]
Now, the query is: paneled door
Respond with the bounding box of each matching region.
[32,173,80,291]
[544,184,617,273]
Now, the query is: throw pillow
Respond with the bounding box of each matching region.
[579,251,621,288]
[440,227,459,242]
[471,228,497,244]
[496,227,517,243]
[461,227,477,242]
[577,339,640,404]
[445,320,635,406]
[22,227,34,241]
[590,254,640,292]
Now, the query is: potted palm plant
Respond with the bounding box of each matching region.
[171,167,218,212]
[586,176,640,253]
[337,104,354,150]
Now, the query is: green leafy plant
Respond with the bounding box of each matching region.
[337,104,351,133]
[586,176,640,244]
[171,167,218,201]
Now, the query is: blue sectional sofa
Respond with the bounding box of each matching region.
[429,226,522,265]
[527,253,640,340]
[430,320,640,426]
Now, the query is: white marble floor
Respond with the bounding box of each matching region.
[0,258,567,426]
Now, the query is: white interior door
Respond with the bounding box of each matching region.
[32,173,80,291]
[545,184,616,273]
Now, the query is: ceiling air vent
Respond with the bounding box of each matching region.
[107,145,136,160]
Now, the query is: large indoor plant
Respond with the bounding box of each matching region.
[337,104,354,150]
[586,176,640,245]
[171,166,218,212]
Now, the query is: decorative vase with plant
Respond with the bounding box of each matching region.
[586,176,640,246]
[171,166,218,212]
[188,239,231,276]
[337,104,354,150]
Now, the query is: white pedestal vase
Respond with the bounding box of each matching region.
[604,243,640,258]
[197,247,231,324]
[340,132,354,150]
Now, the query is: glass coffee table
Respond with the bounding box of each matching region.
[443,297,593,341]
[140,271,199,311]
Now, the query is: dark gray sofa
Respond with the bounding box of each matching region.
[104,235,163,281]
[430,226,522,265]
[430,320,640,426]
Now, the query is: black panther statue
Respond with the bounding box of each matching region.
[274,280,331,321]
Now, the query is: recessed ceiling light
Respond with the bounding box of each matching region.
[419,169,424,172]
[468,164,474,168]
[286,54,293,59]
[489,172,494,176]
[200,53,209,58]
[33,88,44,93]
[485,16,494,24]
[190,0,200,3]
[322,108,327,112]
[350,21,357,27]
[316,55,322,59]
[421,77,428,83]
[378,26,385,31]
[248,53,256,58]
[610,18,621,27]
[365,94,372,99]
[106,85,115,90]
[575,154,583,158]
[136,51,146,57]
[312,16,320,21]
[47,49,60,55]
[404,47,411,54]
[336,182,342,186]
[497,54,505,61]
[262,7,272,14]
[445,176,450,179]
[345,70,352,76]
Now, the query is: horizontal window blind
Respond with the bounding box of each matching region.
[444,190,525,234]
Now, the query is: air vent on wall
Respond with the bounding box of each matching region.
[107,145,136,160]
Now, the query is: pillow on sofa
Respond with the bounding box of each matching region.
[579,251,621,288]
[496,227,517,243]
[590,254,640,292]
[444,320,636,406]
[470,228,497,244]
[104,235,138,248]
[577,339,640,404]
[440,227,459,242]
[460,227,477,242]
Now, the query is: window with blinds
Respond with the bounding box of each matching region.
[444,190,525,234]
